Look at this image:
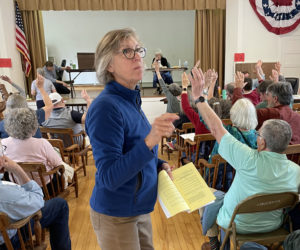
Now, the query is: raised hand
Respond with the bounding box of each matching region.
[204,69,212,89]
[0,75,13,84]
[274,62,281,75]
[234,71,245,89]
[181,72,190,89]
[269,69,279,82]
[144,113,179,150]
[256,60,263,69]
[154,60,160,72]
[211,69,218,83]
[188,61,205,100]
[36,73,45,89]
[81,89,90,101]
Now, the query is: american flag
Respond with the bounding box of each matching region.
[15,1,31,77]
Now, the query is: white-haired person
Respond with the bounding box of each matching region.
[151,50,173,94]
[189,62,300,250]
[85,28,178,250]
[2,108,73,194]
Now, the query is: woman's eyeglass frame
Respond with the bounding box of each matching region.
[119,47,147,59]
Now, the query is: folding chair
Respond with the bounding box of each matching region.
[219,192,299,250]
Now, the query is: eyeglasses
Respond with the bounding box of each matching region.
[119,47,146,59]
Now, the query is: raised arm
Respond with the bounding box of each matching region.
[207,69,218,100]
[80,89,93,124]
[231,71,245,104]
[189,62,227,143]
[37,74,53,120]
[154,61,169,95]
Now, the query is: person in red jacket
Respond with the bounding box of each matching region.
[233,71,300,144]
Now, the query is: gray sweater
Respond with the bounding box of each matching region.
[159,78,181,114]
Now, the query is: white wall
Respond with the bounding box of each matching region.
[0,0,26,93]
[42,10,195,84]
[225,0,300,85]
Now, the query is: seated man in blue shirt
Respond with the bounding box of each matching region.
[188,65,300,250]
[43,61,71,95]
[0,156,71,250]
[0,74,53,139]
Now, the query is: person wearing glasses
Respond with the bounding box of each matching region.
[85,28,178,250]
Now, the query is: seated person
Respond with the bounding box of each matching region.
[0,155,71,250]
[0,74,53,139]
[31,67,56,109]
[152,50,173,93]
[154,61,181,113]
[2,108,73,190]
[232,73,300,144]
[43,61,71,95]
[189,64,300,250]
[42,91,92,145]
[256,80,274,109]
[242,77,260,106]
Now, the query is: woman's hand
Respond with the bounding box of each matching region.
[154,61,160,73]
[145,113,179,150]
[181,72,190,89]
[188,61,205,100]
[162,162,174,180]
[234,71,246,89]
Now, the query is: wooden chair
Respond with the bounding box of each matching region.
[197,154,234,191]
[10,162,67,201]
[0,210,46,250]
[39,127,88,176]
[185,133,216,166]
[174,122,195,167]
[283,144,300,165]
[292,103,300,111]
[219,192,299,250]
[48,139,79,197]
[160,132,176,160]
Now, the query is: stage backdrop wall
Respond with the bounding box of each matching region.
[42,10,195,85]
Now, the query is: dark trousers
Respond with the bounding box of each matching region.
[36,100,45,109]
[153,72,173,87]
[0,197,71,250]
[53,82,71,94]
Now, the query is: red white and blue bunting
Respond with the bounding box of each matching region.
[249,0,300,35]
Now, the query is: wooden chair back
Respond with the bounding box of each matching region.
[283,144,300,165]
[174,122,195,167]
[0,210,46,250]
[40,127,87,176]
[292,103,300,111]
[48,139,79,198]
[219,192,299,250]
[10,162,66,201]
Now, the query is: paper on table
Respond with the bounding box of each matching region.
[180,133,195,141]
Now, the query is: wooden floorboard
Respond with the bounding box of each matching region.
[49,146,208,250]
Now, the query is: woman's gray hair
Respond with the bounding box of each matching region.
[168,83,182,96]
[94,28,140,85]
[266,82,293,105]
[230,98,257,130]
[4,108,38,140]
[36,67,45,76]
[6,94,28,110]
[208,97,232,119]
[261,119,292,153]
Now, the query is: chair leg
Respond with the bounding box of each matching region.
[81,155,87,176]
[74,172,79,198]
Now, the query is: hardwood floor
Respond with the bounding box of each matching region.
[59,147,208,250]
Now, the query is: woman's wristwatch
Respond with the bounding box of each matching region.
[195,96,206,104]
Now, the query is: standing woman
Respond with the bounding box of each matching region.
[85,28,178,250]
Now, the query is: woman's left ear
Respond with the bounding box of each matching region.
[107,63,114,73]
